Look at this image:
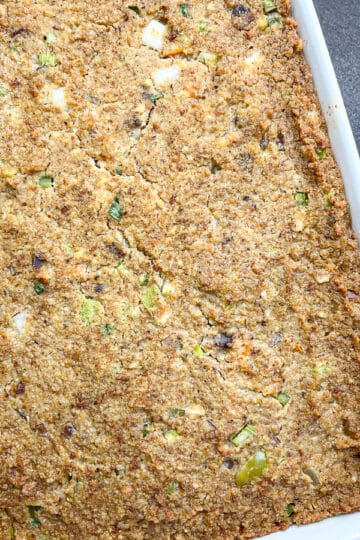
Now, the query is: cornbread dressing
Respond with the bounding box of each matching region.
[0,1,359,539]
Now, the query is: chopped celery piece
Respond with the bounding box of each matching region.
[38,49,57,67]
[267,12,282,26]
[128,5,140,15]
[263,0,277,13]
[199,20,208,33]
[171,408,186,417]
[313,362,331,378]
[80,298,102,324]
[63,243,74,255]
[180,3,189,17]
[198,51,218,66]
[235,450,267,487]
[108,197,123,220]
[28,506,42,527]
[164,429,179,442]
[141,286,158,311]
[231,424,256,447]
[150,92,164,102]
[286,503,295,517]
[7,526,15,539]
[193,344,204,357]
[34,281,45,295]
[294,191,308,208]
[167,481,178,494]
[38,175,54,188]
[316,147,327,160]
[275,391,290,407]
[322,188,336,209]
[0,87,9,97]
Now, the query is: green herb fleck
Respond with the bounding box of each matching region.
[294,191,309,208]
[141,286,158,311]
[235,450,267,487]
[322,188,336,209]
[128,5,140,15]
[316,147,327,160]
[180,3,189,17]
[7,526,15,539]
[277,455,286,465]
[99,323,115,336]
[38,175,54,188]
[286,503,295,517]
[80,298,102,325]
[199,20,209,33]
[34,281,45,295]
[231,424,256,448]
[313,362,332,378]
[167,481,178,495]
[108,197,123,221]
[140,273,150,286]
[164,429,179,442]
[115,166,123,176]
[275,391,290,407]
[263,0,277,13]
[143,420,152,438]
[149,92,164,102]
[171,408,186,417]
[38,49,57,67]
[0,87,9,97]
[267,12,282,26]
[193,343,204,357]
[28,506,42,527]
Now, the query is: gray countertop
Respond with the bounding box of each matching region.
[313,0,359,150]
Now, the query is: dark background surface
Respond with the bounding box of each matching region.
[312,0,359,150]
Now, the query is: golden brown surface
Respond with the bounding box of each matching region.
[0,1,359,538]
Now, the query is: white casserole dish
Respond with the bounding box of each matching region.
[263,0,360,538]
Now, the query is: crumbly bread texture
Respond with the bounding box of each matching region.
[0,1,359,538]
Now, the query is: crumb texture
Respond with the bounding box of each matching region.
[0,1,359,539]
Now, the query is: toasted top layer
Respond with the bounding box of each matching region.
[0,1,359,539]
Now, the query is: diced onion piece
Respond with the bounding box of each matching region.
[244,50,262,66]
[198,51,218,66]
[153,65,180,87]
[315,272,330,284]
[142,20,167,51]
[162,282,176,297]
[46,30,57,43]
[50,87,66,109]
[12,310,28,335]
[185,404,206,418]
